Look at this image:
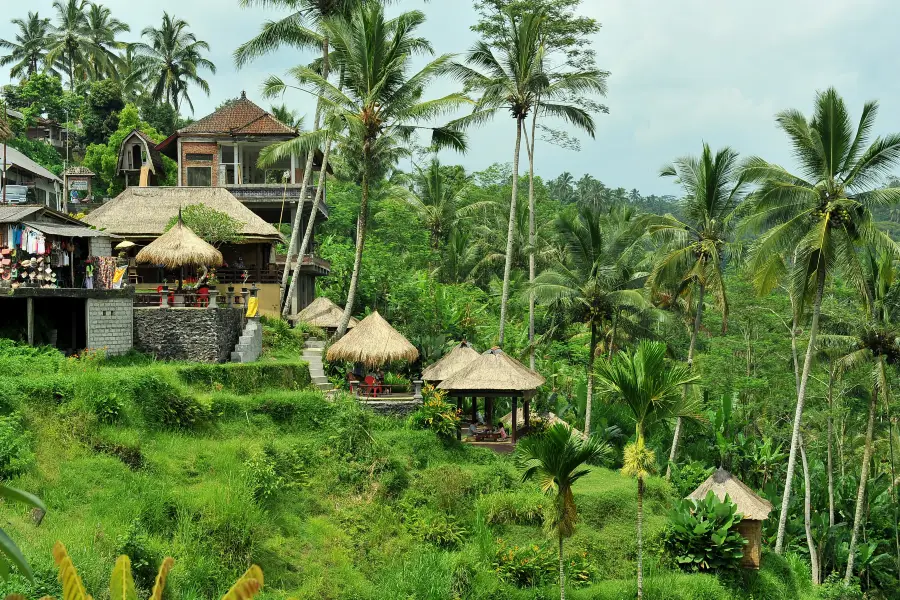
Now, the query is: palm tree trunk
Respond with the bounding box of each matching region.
[827,370,836,528]
[775,265,826,554]
[336,156,369,339]
[558,534,566,600]
[498,116,523,347]
[800,433,820,584]
[637,474,644,599]
[527,109,538,370]
[584,320,597,436]
[666,281,704,479]
[845,383,878,584]
[279,38,328,313]
[608,312,618,359]
[283,129,333,318]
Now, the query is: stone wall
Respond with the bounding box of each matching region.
[362,400,421,417]
[134,307,244,363]
[89,237,112,257]
[86,297,133,354]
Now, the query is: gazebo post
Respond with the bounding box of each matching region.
[511,396,518,443]
[456,397,462,441]
[486,397,493,428]
[471,396,477,424]
[524,397,530,431]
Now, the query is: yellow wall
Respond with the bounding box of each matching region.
[256,283,282,316]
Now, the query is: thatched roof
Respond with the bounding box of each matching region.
[688,468,774,521]
[135,217,223,268]
[437,348,545,395]
[422,341,479,383]
[294,296,357,329]
[83,187,281,242]
[326,311,418,367]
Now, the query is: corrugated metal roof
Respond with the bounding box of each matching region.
[0,206,42,223]
[24,222,111,238]
[1,146,62,183]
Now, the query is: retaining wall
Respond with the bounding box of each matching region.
[134,307,243,363]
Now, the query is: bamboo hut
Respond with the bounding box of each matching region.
[325,311,418,367]
[293,296,358,331]
[421,341,479,384]
[438,347,545,443]
[688,468,773,569]
[135,217,223,269]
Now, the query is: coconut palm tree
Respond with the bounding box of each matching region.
[447,9,606,347]
[648,143,749,478]
[262,4,469,336]
[517,423,610,600]
[741,88,900,553]
[44,0,94,90]
[84,3,129,80]
[533,203,656,436]
[594,340,701,599]
[0,12,53,79]
[270,104,305,130]
[132,13,216,113]
[403,158,469,251]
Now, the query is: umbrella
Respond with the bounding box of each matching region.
[115,240,136,250]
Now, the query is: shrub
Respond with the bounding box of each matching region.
[384,371,410,393]
[0,412,32,477]
[818,573,864,599]
[669,460,715,498]
[134,372,212,430]
[328,397,377,459]
[253,390,331,427]
[477,490,548,526]
[408,508,467,549]
[115,521,160,589]
[407,395,461,439]
[261,317,308,356]
[177,362,311,393]
[662,491,746,572]
[492,539,595,588]
[244,452,284,502]
[16,375,74,405]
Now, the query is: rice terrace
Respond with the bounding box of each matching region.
[0,1,897,599]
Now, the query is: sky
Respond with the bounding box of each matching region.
[2,0,899,196]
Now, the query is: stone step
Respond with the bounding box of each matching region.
[315,382,333,391]
[311,375,329,384]
[305,339,326,349]
[302,351,323,359]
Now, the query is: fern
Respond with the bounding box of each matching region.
[150,558,174,600]
[109,556,138,600]
[220,565,264,600]
[52,543,91,600]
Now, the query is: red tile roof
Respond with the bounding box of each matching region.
[177,93,296,136]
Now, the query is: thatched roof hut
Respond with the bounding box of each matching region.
[325,311,418,367]
[438,348,545,395]
[688,468,773,569]
[422,341,479,383]
[135,217,223,268]
[294,296,358,330]
[83,187,281,242]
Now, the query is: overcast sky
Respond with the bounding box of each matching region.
[2,0,897,195]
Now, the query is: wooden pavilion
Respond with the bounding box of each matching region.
[688,468,774,569]
[437,347,545,443]
[421,341,479,384]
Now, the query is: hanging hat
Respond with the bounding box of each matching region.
[20,259,30,267]
[44,267,52,275]
[11,282,19,289]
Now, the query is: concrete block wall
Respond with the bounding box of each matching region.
[89,237,113,257]
[86,297,133,354]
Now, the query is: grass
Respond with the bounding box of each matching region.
[0,343,816,600]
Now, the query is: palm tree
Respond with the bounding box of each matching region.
[517,423,610,600]
[270,104,305,130]
[741,88,900,553]
[533,203,655,436]
[648,143,749,478]
[594,340,701,599]
[403,158,469,251]
[448,9,606,347]
[132,13,216,113]
[84,3,129,80]
[0,12,53,79]
[263,4,469,336]
[45,0,94,90]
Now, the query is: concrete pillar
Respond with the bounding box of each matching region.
[26,297,34,346]
[226,286,235,307]
[208,289,218,309]
[413,380,423,402]
[240,289,250,307]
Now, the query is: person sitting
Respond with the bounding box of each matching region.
[468,422,478,437]
[496,422,508,440]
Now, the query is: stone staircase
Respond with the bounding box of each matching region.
[303,339,331,391]
[231,318,262,363]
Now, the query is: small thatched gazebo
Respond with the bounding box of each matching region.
[438,347,545,443]
[135,216,223,290]
[326,311,418,368]
[294,296,358,331]
[688,468,774,569]
[422,341,479,384]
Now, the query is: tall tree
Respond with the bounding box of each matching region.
[84,3,129,80]
[402,158,469,251]
[649,143,748,477]
[742,88,900,553]
[517,423,610,600]
[0,12,53,79]
[44,0,94,90]
[594,341,700,599]
[270,104,305,130]
[132,13,216,113]
[532,203,655,435]
[449,9,604,348]
[265,4,468,336]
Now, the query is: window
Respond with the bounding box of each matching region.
[186,167,212,187]
[186,153,213,162]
